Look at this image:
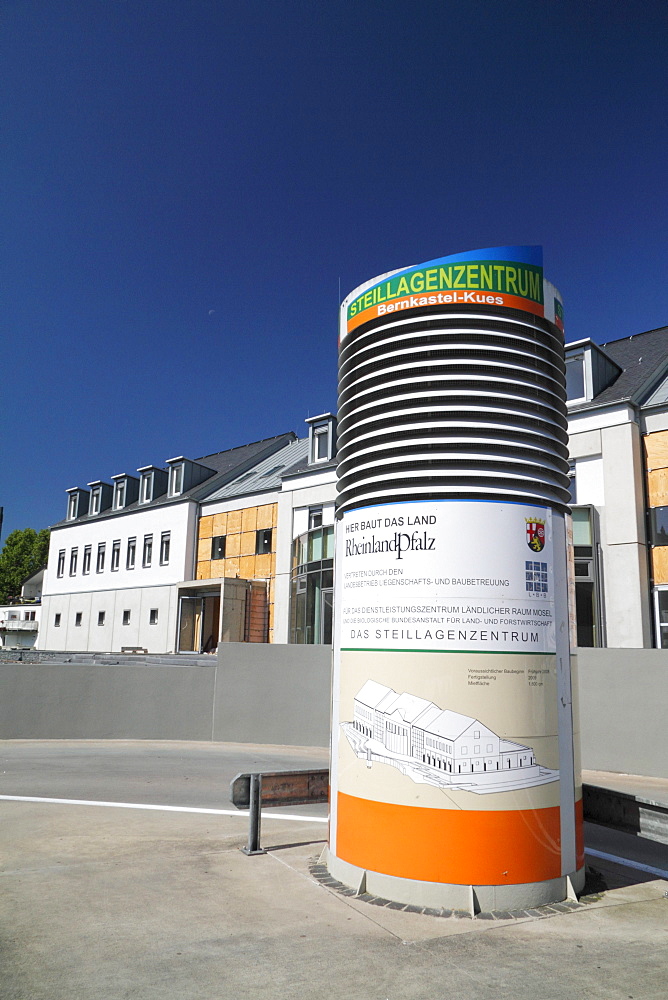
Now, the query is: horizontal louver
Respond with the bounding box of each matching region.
[337,307,569,515]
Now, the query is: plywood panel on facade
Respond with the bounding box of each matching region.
[210,559,225,579]
[647,468,668,507]
[241,507,258,533]
[239,531,256,556]
[212,512,228,535]
[254,553,272,578]
[226,533,241,558]
[238,555,256,579]
[224,558,240,578]
[199,516,214,539]
[645,431,668,471]
[196,562,211,580]
[226,509,243,534]
[256,504,276,529]
[651,546,668,585]
[197,538,211,562]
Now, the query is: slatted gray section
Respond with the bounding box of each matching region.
[337,308,569,514]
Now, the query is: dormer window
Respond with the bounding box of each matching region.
[306,413,337,465]
[111,474,139,509]
[136,465,168,504]
[314,427,329,461]
[566,354,585,401]
[114,480,126,509]
[169,463,184,497]
[90,487,101,515]
[565,339,621,405]
[140,472,153,504]
[86,481,113,515]
[65,488,89,521]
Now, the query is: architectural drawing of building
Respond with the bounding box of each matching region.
[343,680,558,794]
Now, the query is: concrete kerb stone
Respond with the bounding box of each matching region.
[308,858,609,921]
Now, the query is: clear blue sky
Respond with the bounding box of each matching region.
[3,0,668,540]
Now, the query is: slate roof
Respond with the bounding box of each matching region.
[203,437,309,502]
[587,327,668,407]
[52,432,296,528]
[281,455,338,478]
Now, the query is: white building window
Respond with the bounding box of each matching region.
[111,540,121,572]
[82,545,91,575]
[54,613,61,627]
[143,535,153,568]
[67,494,79,520]
[168,464,184,497]
[308,507,323,529]
[565,354,585,401]
[98,611,106,626]
[149,608,159,625]
[75,612,82,627]
[160,532,170,565]
[140,472,153,504]
[127,537,136,570]
[69,548,78,576]
[114,480,126,510]
[122,609,131,625]
[96,543,106,573]
[306,414,336,465]
[90,488,101,515]
[57,550,65,578]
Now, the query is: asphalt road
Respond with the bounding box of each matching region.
[1,740,666,876]
[0,739,330,814]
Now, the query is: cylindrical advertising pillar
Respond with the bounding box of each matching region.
[326,246,583,912]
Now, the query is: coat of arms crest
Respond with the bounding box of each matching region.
[526,518,546,552]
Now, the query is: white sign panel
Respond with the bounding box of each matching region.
[338,500,555,653]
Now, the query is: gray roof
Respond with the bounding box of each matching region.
[52,432,296,529]
[203,437,310,502]
[582,327,668,408]
[281,455,338,479]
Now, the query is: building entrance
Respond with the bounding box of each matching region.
[177,594,220,653]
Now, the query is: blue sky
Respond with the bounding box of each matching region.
[3,0,668,539]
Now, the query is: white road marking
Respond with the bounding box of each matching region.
[0,794,328,823]
[585,847,668,879]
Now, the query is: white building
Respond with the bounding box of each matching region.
[0,568,43,651]
[566,327,668,647]
[38,434,296,654]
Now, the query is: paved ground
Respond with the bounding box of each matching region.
[1,741,667,1000]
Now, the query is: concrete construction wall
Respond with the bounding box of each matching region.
[0,645,665,778]
[0,643,332,747]
[576,647,667,779]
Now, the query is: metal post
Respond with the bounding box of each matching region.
[241,773,264,855]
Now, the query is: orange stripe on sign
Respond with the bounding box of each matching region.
[336,792,562,885]
[347,292,544,334]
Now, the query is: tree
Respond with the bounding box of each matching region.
[0,528,50,603]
